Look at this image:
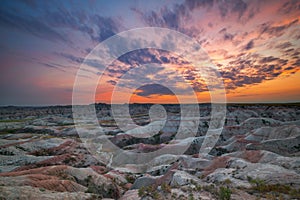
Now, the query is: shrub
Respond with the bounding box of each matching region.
[161,182,171,193]
[248,177,267,192]
[125,174,135,184]
[138,185,161,199]
[189,193,195,200]
[223,179,232,185]
[203,184,217,194]
[247,177,300,199]
[195,184,202,191]
[138,186,146,197]
[219,186,231,200]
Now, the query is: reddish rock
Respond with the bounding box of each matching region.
[202,156,230,177]
[240,150,263,163]
[28,179,86,192]
[90,165,108,174]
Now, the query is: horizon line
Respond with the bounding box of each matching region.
[1,101,300,108]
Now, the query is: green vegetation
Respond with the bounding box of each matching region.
[203,184,216,194]
[0,119,28,123]
[248,177,268,192]
[0,129,19,134]
[137,186,145,197]
[247,177,300,199]
[124,174,135,184]
[138,185,161,199]
[202,184,232,200]
[195,184,202,191]
[219,186,232,200]
[190,179,202,192]
[137,183,172,199]
[161,182,171,193]
[223,179,232,185]
[188,193,195,200]
[203,184,222,199]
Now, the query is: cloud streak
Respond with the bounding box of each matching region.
[0,0,300,104]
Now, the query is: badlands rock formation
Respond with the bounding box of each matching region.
[0,103,299,199]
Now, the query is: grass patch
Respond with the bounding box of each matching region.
[219,186,232,200]
[138,185,161,199]
[161,182,172,193]
[0,129,20,134]
[124,174,135,184]
[0,119,28,123]
[247,177,300,198]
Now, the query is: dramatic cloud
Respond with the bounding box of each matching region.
[0,8,68,43]
[0,0,300,104]
[244,40,254,50]
[0,1,121,45]
[134,84,175,97]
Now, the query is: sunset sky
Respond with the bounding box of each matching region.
[0,0,300,105]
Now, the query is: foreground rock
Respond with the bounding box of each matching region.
[0,104,299,199]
